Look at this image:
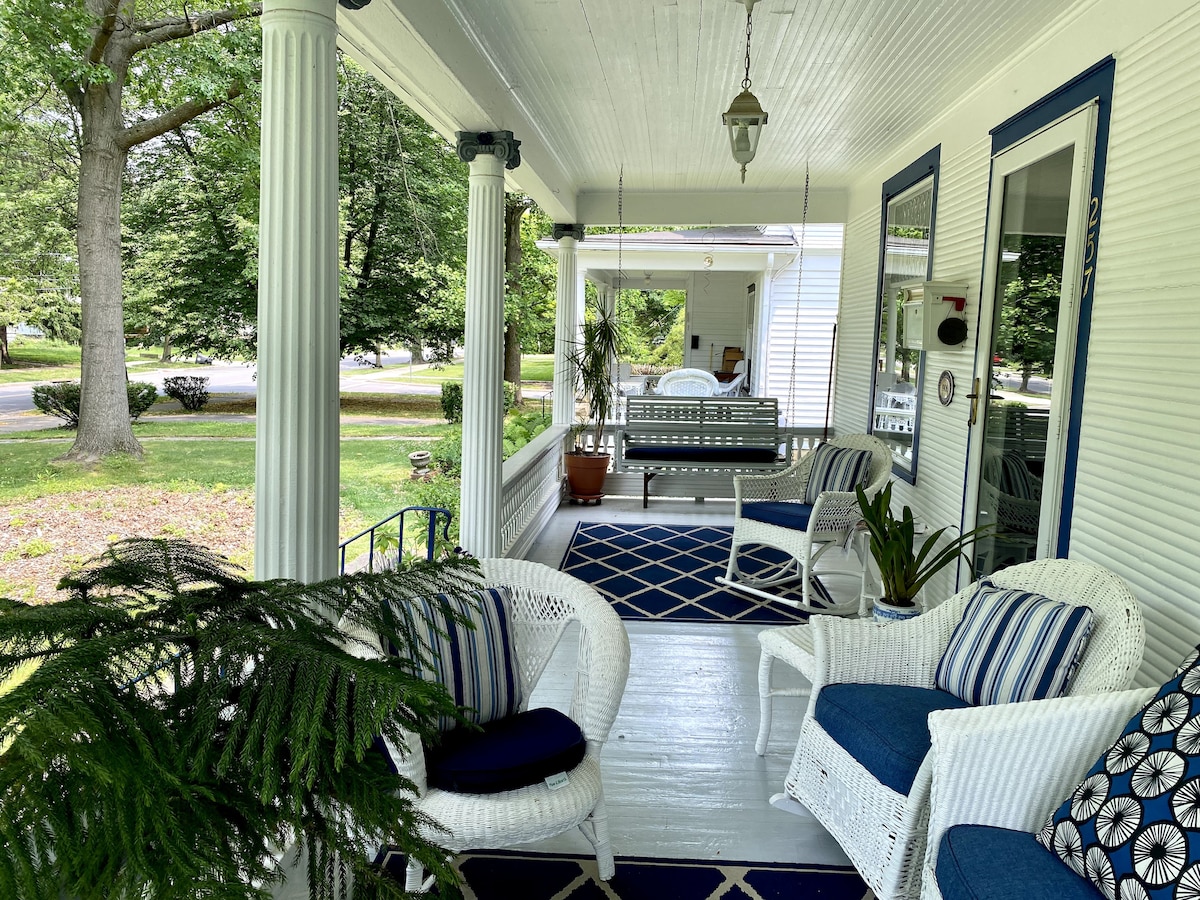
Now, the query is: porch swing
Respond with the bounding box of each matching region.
[717,168,892,614]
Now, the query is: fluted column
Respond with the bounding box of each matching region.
[457,131,521,557]
[255,0,339,582]
[552,224,584,426]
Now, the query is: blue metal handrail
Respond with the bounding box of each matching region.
[338,505,454,573]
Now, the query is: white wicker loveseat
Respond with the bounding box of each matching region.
[357,558,631,892]
[720,433,892,613]
[783,558,1145,900]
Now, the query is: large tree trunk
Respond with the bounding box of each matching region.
[64,74,143,462]
[0,325,10,366]
[503,196,531,403]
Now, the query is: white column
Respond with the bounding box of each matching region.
[255,0,340,582]
[552,226,583,426]
[457,132,520,557]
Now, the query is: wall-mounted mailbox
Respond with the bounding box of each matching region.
[900,280,969,350]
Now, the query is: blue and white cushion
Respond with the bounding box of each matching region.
[390,586,523,732]
[935,581,1095,705]
[803,443,873,505]
[1038,645,1200,900]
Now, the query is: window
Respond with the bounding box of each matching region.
[871,148,940,481]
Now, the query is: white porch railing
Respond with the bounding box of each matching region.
[500,424,570,558]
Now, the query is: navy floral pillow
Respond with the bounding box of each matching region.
[1037,646,1200,900]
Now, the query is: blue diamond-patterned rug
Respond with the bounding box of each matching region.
[558,523,834,624]
[383,850,869,900]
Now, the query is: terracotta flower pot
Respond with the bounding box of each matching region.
[565,452,611,503]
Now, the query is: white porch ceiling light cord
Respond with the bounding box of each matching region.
[785,165,810,437]
[723,0,770,183]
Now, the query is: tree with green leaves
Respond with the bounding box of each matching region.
[997,235,1065,391]
[1,0,262,461]
[0,537,478,899]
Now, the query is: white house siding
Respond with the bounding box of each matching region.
[831,212,879,436]
[831,0,1200,684]
[685,271,752,372]
[762,225,844,428]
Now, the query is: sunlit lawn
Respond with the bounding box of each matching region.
[0,337,203,384]
[382,354,555,384]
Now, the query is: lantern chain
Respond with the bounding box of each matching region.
[742,7,754,90]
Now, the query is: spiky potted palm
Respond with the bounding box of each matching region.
[0,537,483,900]
[856,482,992,622]
[564,295,622,503]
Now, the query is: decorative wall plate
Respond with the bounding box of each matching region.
[938,370,955,406]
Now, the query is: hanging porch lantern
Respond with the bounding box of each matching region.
[723,0,768,183]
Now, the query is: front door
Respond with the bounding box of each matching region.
[964,105,1097,577]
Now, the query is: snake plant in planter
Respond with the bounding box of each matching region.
[0,538,482,900]
[564,296,622,502]
[856,481,992,620]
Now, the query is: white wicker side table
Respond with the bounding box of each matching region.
[754,623,817,755]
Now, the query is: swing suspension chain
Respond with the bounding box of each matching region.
[786,164,811,428]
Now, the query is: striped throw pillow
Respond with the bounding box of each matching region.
[935,581,1095,705]
[803,443,873,505]
[392,586,523,732]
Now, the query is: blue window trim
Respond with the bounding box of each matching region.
[869,145,941,484]
[986,57,1115,558]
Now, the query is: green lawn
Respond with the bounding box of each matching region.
[382,354,555,384]
[0,337,206,385]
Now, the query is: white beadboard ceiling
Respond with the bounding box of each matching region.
[338,0,1085,224]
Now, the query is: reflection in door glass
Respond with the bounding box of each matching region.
[974,146,1073,577]
[874,179,933,471]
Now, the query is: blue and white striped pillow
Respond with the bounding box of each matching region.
[935,581,1095,706]
[395,586,523,732]
[803,443,873,505]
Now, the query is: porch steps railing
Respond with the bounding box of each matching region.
[338,505,454,574]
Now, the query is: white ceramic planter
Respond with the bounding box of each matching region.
[872,598,922,624]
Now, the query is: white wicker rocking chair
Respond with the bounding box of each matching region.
[718,433,893,614]
[655,368,720,396]
[783,558,1145,900]
[361,559,631,892]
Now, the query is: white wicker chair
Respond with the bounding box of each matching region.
[720,433,892,614]
[366,559,631,892]
[655,368,720,396]
[919,686,1156,900]
[783,558,1145,900]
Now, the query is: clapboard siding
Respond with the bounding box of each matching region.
[686,271,751,371]
[831,212,879,436]
[1065,10,1200,683]
[829,5,1200,679]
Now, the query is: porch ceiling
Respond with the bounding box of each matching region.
[338,0,1085,225]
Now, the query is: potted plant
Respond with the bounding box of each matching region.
[0,537,481,899]
[855,481,992,622]
[564,295,622,503]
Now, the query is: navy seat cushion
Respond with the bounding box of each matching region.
[816,683,972,795]
[425,707,587,794]
[625,445,780,464]
[937,825,1102,900]
[740,500,813,531]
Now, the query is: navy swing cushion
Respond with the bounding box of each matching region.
[937,824,1103,900]
[739,500,813,531]
[815,683,972,795]
[425,707,587,794]
[624,445,780,464]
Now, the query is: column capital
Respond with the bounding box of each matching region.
[552,223,585,242]
[455,131,522,170]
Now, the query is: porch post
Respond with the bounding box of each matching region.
[457,131,521,557]
[552,224,584,426]
[255,0,339,582]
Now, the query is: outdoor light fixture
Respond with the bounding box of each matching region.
[723,0,768,183]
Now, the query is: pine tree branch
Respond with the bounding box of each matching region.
[129,4,263,52]
[117,84,243,150]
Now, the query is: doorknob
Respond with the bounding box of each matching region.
[966,378,981,426]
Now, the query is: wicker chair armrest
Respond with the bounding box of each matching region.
[809,491,863,534]
[810,603,962,690]
[481,559,630,746]
[922,687,1155,885]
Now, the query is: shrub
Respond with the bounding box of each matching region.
[32,381,157,426]
[503,381,516,413]
[431,427,463,477]
[163,375,211,411]
[440,382,463,423]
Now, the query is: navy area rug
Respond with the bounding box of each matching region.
[558,523,833,625]
[440,850,869,900]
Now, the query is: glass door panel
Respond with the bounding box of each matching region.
[967,108,1095,577]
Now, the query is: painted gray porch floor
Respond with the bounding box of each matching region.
[517,495,855,868]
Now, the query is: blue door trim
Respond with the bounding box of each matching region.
[987,57,1115,558]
